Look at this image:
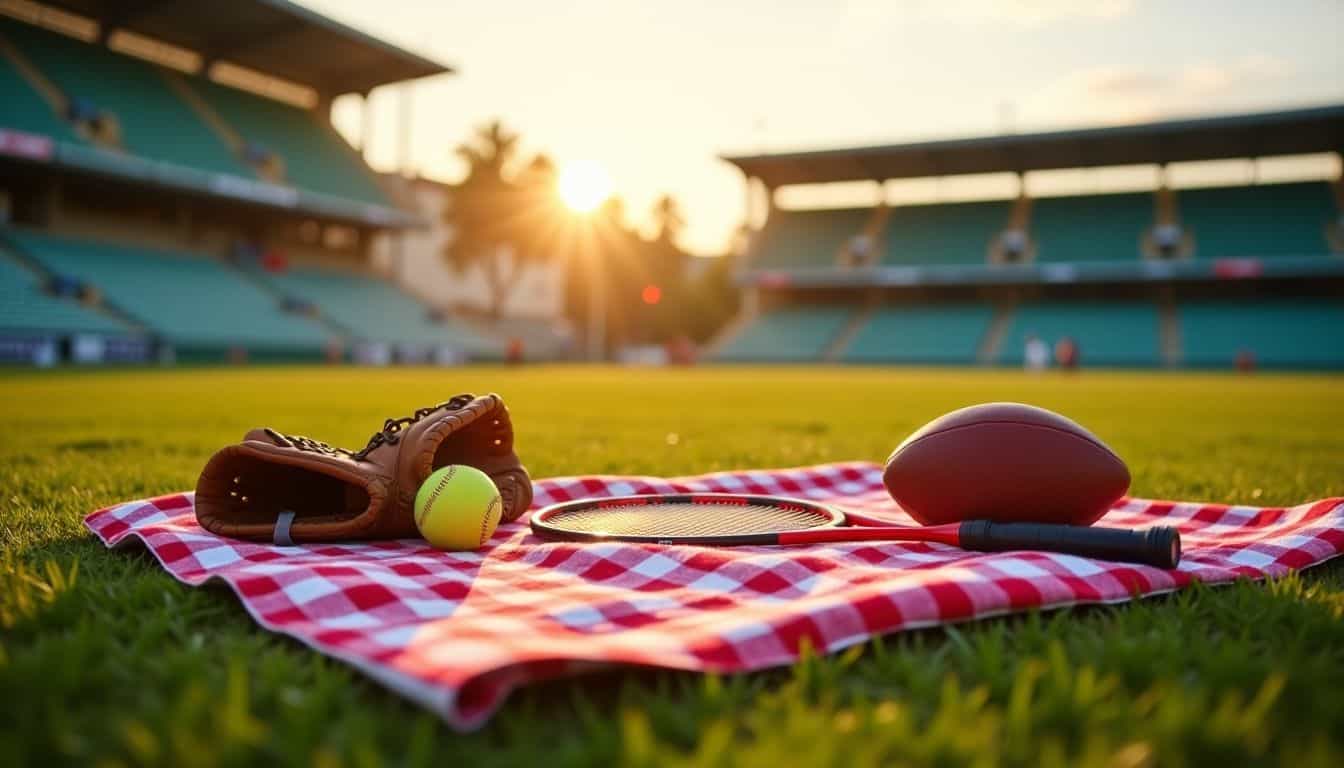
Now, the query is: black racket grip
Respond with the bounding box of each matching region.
[958,520,1181,568]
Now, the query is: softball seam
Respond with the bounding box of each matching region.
[480,493,502,545]
[416,465,457,528]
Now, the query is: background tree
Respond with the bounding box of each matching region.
[650,194,685,245]
[640,194,693,344]
[444,120,742,352]
[444,120,563,318]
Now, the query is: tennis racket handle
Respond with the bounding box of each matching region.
[957,521,1181,568]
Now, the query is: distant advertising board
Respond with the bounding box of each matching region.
[0,336,57,366]
[0,128,54,161]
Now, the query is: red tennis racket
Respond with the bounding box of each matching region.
[530,493,1180,568]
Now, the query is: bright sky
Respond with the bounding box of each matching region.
[305,0,1344,255]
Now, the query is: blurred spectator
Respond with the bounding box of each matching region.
[1153,222,1183,259]
[506,337,525,364]
[847,234,872,266]
[1055,336,1079,370]
[229,240,262,264]
[65,97,98,123]
[49,274,82,298]
[666,335,698,366]
[261,248,288,272]
[1000,228,1028,262]
[1024,334,1049,371]
[1235,348,1257,373]
[280,295,315,315]
[91,113,121,145]
[243,141,272,166]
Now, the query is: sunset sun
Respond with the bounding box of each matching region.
[557,160,612,213]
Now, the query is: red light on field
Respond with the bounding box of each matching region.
[641,284,662,305]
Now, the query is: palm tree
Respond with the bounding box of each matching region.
[453,120,518,181]
[650,194,686,245]
[444,121,561,318]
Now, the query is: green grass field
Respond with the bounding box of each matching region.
[2,366,1342,767]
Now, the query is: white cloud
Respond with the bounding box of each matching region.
[1180,54,1296,95]
[1023,54,1300,127]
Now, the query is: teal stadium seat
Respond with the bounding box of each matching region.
[883,199,1007,265]
[1179,300,1344,369]
[752,208,872,269]
[190,79,390,206]
[0,17,245,176]
[998,302,1161,367]
[843,305,992,364]
[1179,182,1335,258]
[252,265,497,353]
[0,248,128,335]
[1030,192,1153,262]
[716,307,853,362]
[0,31,79,142]
[8,230,329,351]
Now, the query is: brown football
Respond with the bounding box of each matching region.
[883,402,1130,526]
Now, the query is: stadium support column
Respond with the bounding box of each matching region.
[39,176,63,229]
[361,91,375,160]
[744,177,755,232]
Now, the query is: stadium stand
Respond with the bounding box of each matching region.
[1030,192,1154,262]
[1178,300,1344,369]
[751,208,872,269]
[716,306,853,362]
[0,16,244,175]
[1180,182,1336,258]
[248,264,497,354]
[996,301,1162,367]
[842,304,992,364]
[0,247,129,336]
[0,31,79,143]
[883,199,1006,265]
[5,230,330,354]
[190,79,390,205]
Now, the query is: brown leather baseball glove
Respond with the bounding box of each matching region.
[195,393,532,544]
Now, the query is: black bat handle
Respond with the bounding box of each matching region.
[958,520,1181,568]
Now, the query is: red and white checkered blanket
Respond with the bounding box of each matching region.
[84,461,1344,731]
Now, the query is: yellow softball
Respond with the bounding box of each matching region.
[413,465,503,550]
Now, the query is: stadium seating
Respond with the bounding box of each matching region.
[0,32,80,142]
[752,208,872,269]
[190,78,390,205]
[6,230,329,352]
[0,17,244,176]
[1030,192,1153,262]
[1179,182,1336,258]
[0,249,129,336]
[997,301,1162,367]
[250,264,497,353]
[883,199,1008,265]
[842,304,992,364]
[1178,300,1344,369]
[716,306,853,362]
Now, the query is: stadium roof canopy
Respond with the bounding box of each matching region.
[38,0,450,96]
[723,104,1344,188]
